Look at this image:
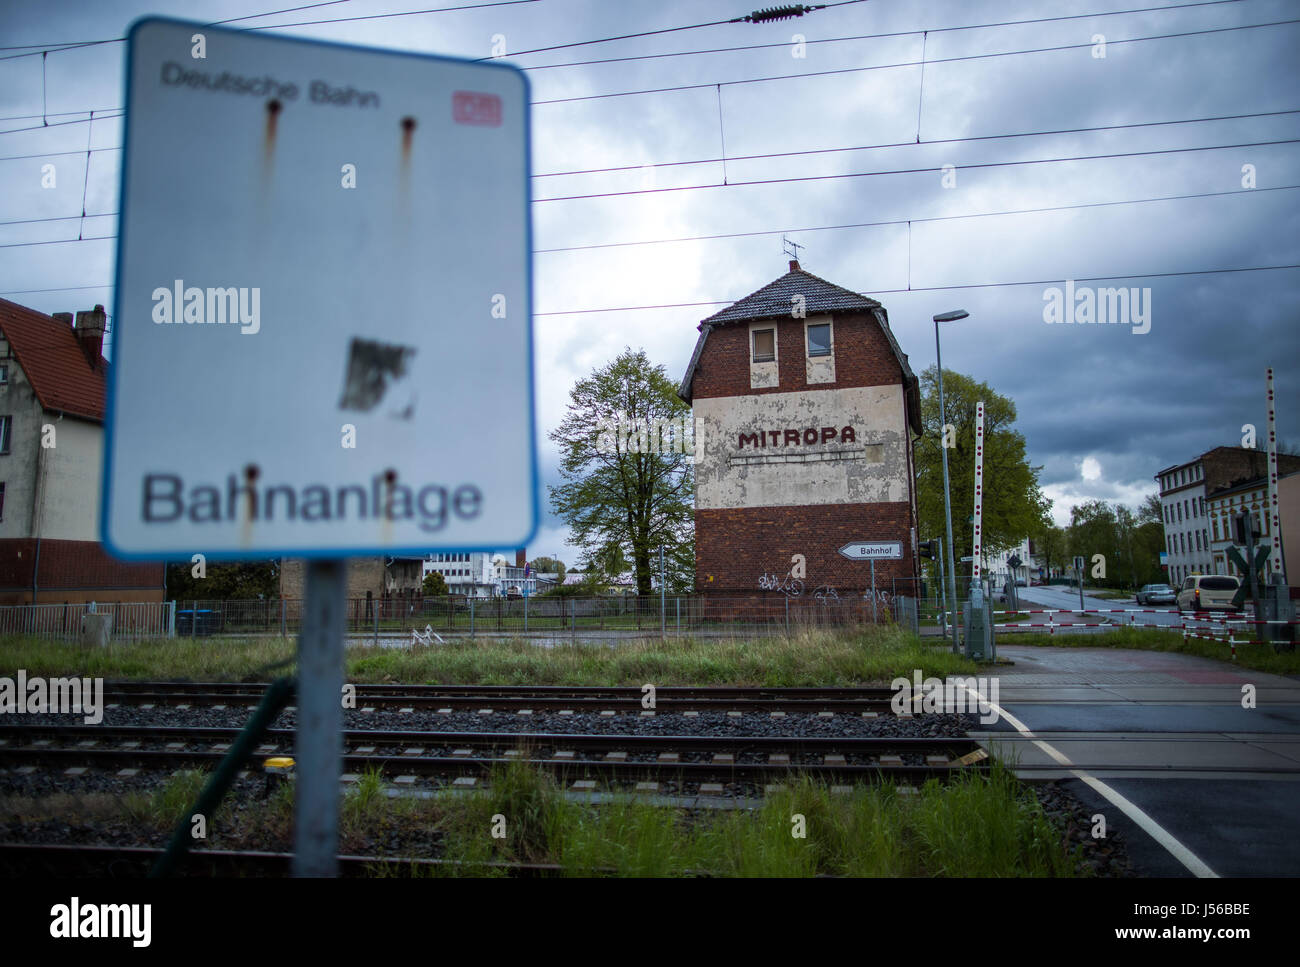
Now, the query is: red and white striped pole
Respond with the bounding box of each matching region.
[972,401,984,589]
[1266,368,1286,583]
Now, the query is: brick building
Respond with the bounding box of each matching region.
[678,261,922,598]
[277,556,423,601]
[0,299,164,604]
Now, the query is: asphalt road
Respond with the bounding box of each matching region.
[1015,583,1237,631]
[968,644,1300,877]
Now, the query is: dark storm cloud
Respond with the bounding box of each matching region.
[1,0,1295,545]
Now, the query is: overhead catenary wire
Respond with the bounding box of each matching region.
[534,108,1300,179]
[511,0,1250,71]
[528,264,1300,316]
[534,138,1300,203]
[3,176,1296,250]
[0,1,531,61]
[0,1,356,50]
[529,17,1300,106]
[2,105,1290,175]
[533,184,1300,254]
[6,261,1297,305]
[3,8,1288,134]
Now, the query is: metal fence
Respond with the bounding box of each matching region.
[193,594,915,640]
[0,594,920,642]
[0,601,175,642]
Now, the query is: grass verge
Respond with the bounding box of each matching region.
[1006,626,1300,675]
[0,627,977,685]
[0,760,1084,877]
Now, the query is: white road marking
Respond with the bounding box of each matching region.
[959,683,1219,878]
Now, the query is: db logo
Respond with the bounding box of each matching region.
[452,91,502,126]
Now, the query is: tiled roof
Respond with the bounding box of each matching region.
[0,298,106,422]
[677,264,921,436]
[699,265,881,325]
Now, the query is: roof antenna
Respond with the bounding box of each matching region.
[782,234,805,265]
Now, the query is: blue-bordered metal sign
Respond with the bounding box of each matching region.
[104,18,537,559]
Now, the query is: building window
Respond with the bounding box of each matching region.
[752,328,775,363]
[806,322,831,357]
[0,415,10,455]
[0,481,4,520]
[0,363,7,384]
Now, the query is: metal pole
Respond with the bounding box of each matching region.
[523,592,528,635]
[660,545,666,640]
[1266,368,1287,584]
[280,596,286,638]
[293,558,346,877]
[971,401,985,596]
[470,595,475,639]
[675,596,680,636]
[936,323,960,654]
[870,559,877,623]
[784,595,789,636]
[1244,515,1261,620]
[373,597,378,647]
[936,540,948,639]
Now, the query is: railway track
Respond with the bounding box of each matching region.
[0,723,983,787]
[0,842,571,877]
[95,681,901,713]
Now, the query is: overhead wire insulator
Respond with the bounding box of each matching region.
[733,5,826,25]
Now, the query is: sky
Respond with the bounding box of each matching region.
[1,0,1297,565]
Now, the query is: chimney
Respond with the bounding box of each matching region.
[789,260,800,272]
[515,549,527,568]
[73,305,107,368]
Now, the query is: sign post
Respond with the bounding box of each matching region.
[108,19,536,876]
[870,559,876,623]
[838,542,901,624]
[295,558,346,876]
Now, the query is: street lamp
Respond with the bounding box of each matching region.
[933,309,969,654]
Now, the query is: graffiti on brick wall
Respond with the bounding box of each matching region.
[758,570,804,596]
[813,585,839,602]
[862,588,892,606]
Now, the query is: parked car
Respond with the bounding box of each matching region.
[1135,583,1176,606]
[1015,578,1027,587]
[1175,574,1241,613]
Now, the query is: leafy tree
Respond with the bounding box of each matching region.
[1067,499,1165,590]
[549,348,694,596]
[1068,500,1117,583]
[1032,521,1067,579]
[422,571,448,596]
[530,556,566,581]
[166,560,278,601]
[1137,493,1162,525]
[915,367,1051,582]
